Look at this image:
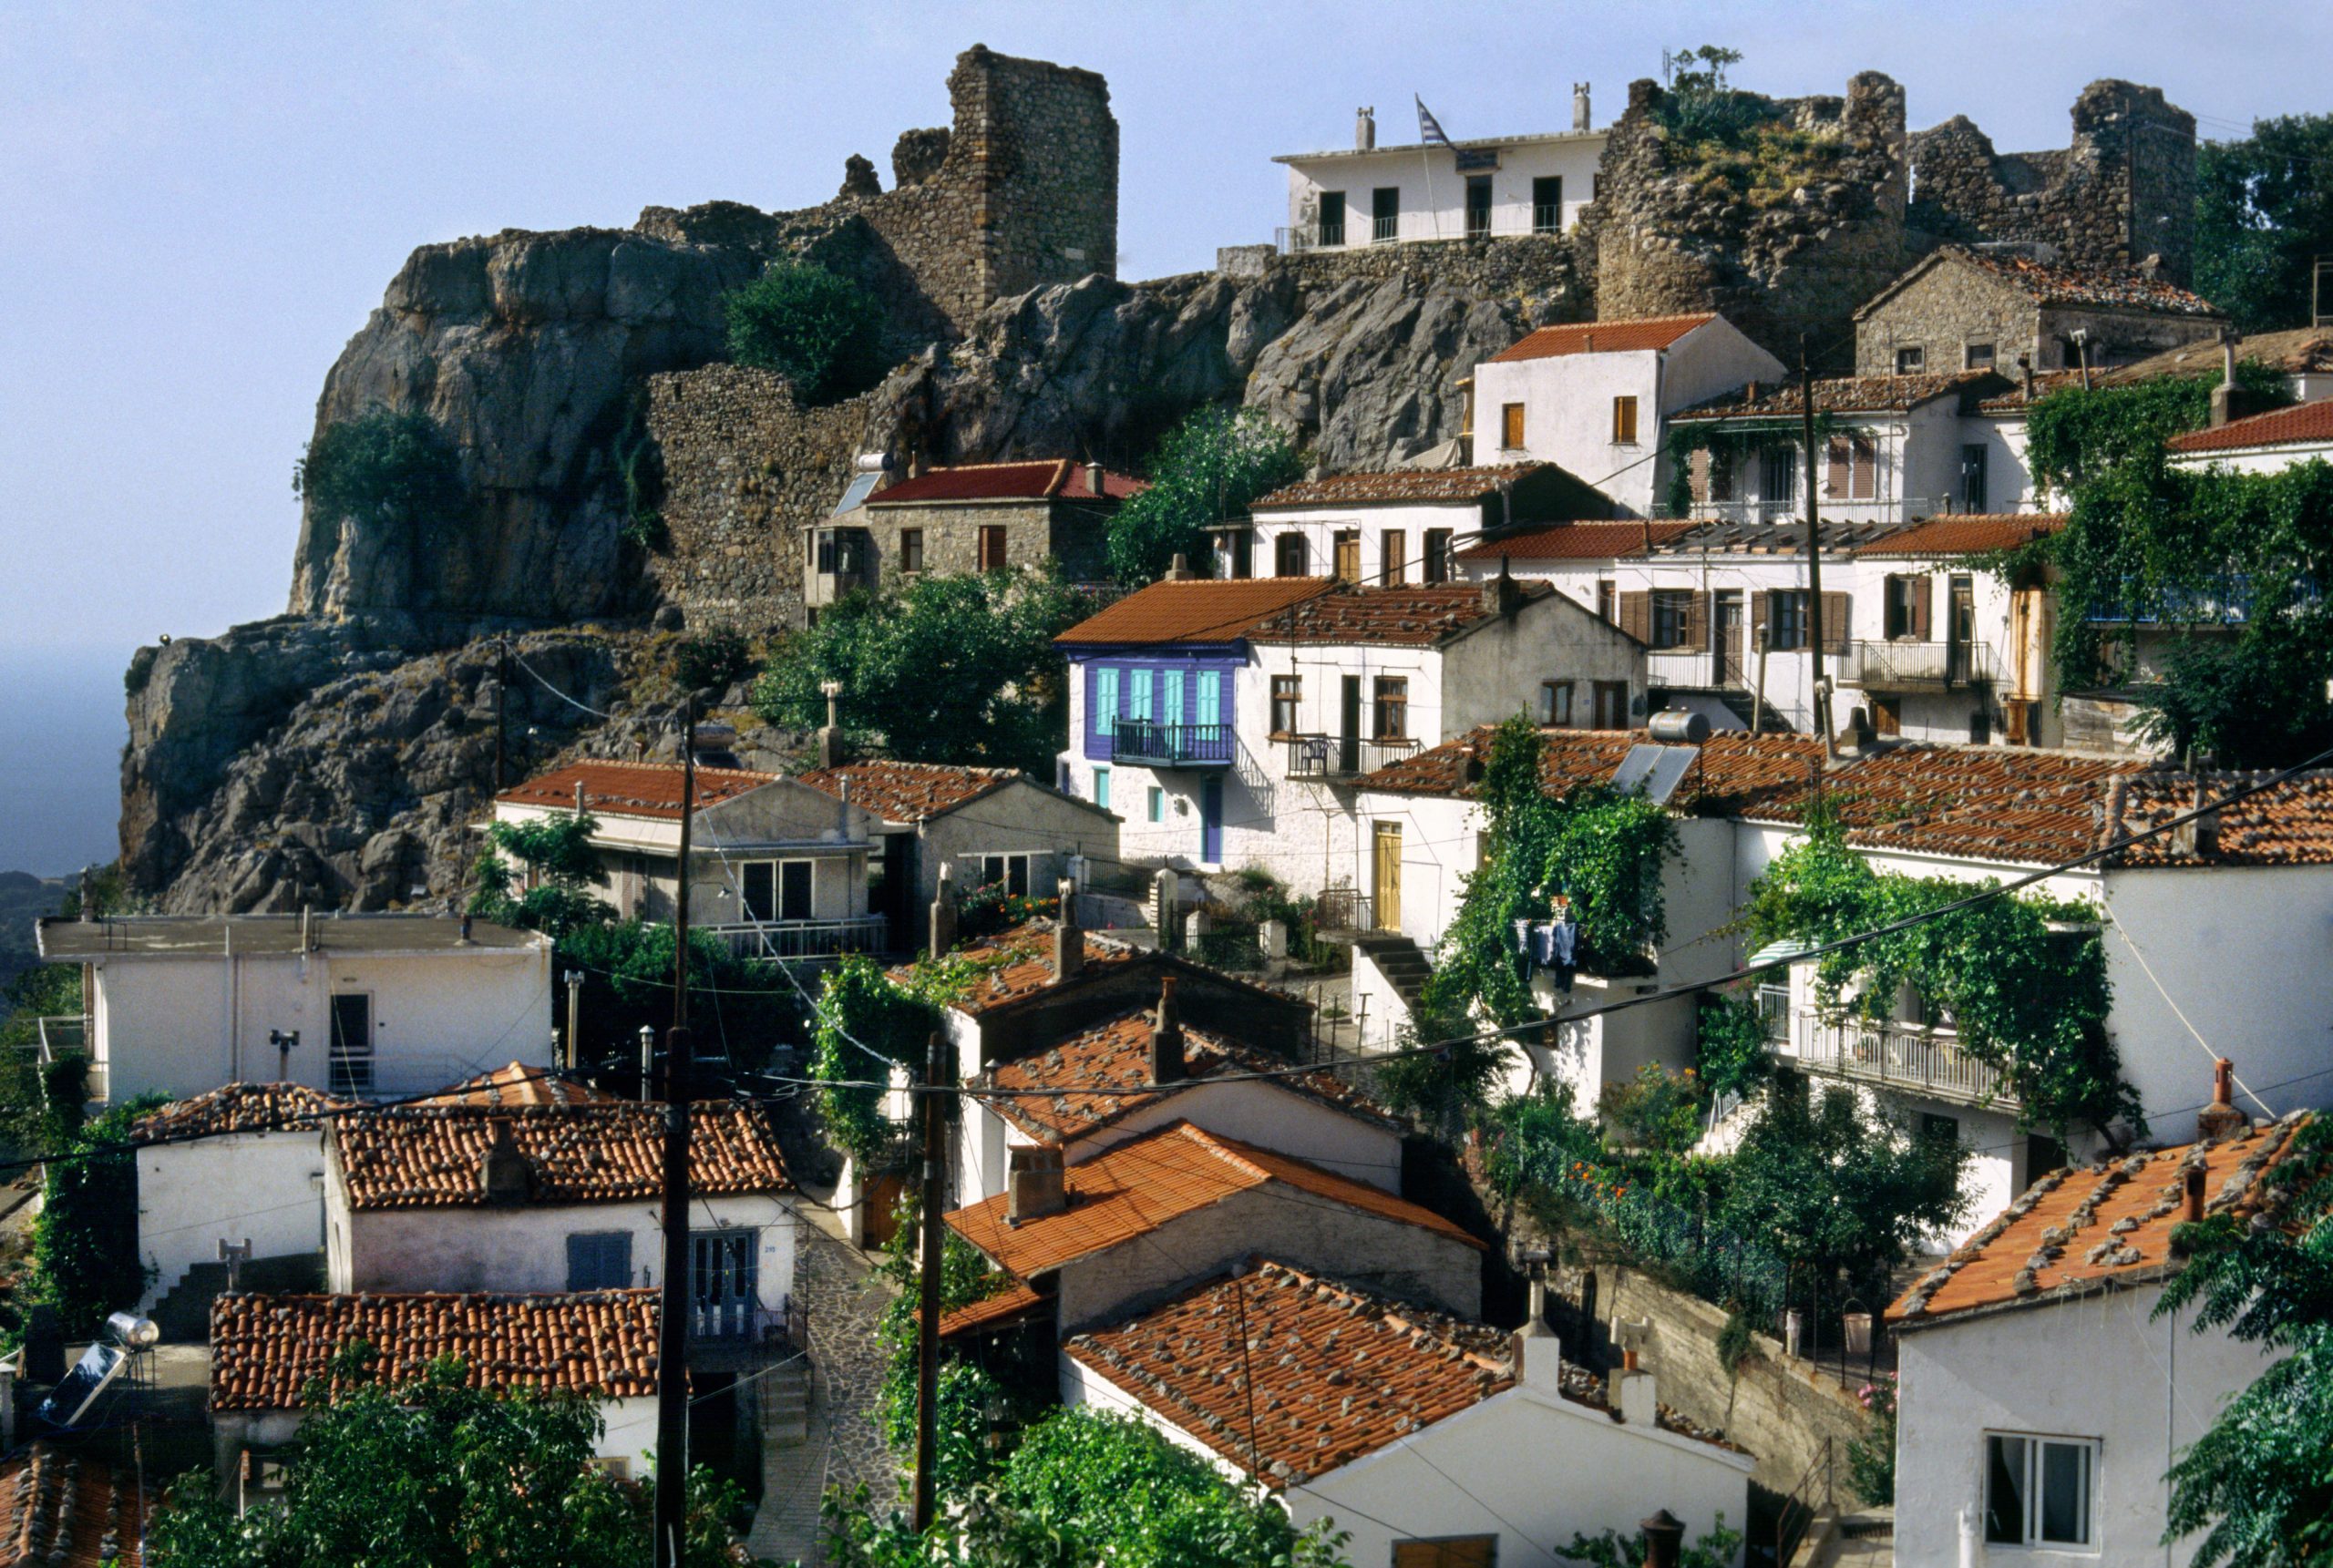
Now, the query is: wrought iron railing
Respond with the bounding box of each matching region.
[1312,887,1374,934]
[1845,639,1999,691]
[1795,1012,2020,1112]
[1283,733,1421,780]
[704,915,889,962]
[1112,719,1234,767]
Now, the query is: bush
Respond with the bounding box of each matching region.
[725,261,885,403]
[673,628,755,692]
[1106,406,1302,584]
[293,409,466,534]
[956,883,1057,943]
[1845,1373,1898,1504]
[1695,990,1773,1102]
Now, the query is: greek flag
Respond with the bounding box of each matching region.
[1416,95,1450,146]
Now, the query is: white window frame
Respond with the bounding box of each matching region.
[971,852,1034,897]
[742,858,816,923]
[1984,1431,2099,1551]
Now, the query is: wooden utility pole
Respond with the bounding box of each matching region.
[1800,342,1835,759]
[492,637,509,791]
[911,1031,951,1532]
[672,694,696,1030]
[652,699,699,1568]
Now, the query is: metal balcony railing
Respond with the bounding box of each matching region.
[704,915,889,962]
[1112,719,1233,768]
[1845,639,1999,692]
[1794,1012,2020,1112]
[1312,887,1375,934]
[1284,733,1421,781]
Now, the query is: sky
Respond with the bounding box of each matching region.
[0,0,2327,873]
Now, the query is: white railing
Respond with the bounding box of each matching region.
[1794,1012,2018,1112]
[35,1015,106,1106]
[704,916,890,962]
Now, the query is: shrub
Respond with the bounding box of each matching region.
[956,883,1057,943]
[724,261,885,403]
[673,628,755,692]
[1106,406,1302,584]
[293,409,466,534]
[1694,990,1773,1102]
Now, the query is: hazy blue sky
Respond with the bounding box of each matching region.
[0,0,2327,870]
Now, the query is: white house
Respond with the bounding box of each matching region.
[2166,397,2333,477]
[1228,463,1616,586]
[492,759,885,959]
[1064,1259,1752,1568]
[1273,94,1607,251]
[1470,314,1788,518]
[209,1289,661,1482]
[1887,1111,2309,1567]
[35,913,553,1106]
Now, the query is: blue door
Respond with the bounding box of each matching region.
[1200,777,1224,865]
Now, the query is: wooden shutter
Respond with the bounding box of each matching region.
[1685,592,1710,652]
[1751,591,1770,646]
[1912,576,1933,640]
[1825,436,1849,498]
[1822,592,1852,653]
[1618,590,1652,644]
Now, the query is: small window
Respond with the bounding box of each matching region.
[780,860,814,922]
[1094,667,1120,737]
[1275,534,1310,577]
[1961,443,1990,513]
[566,1232,633,1291]
[1541,680,1575,726]
[1650,589,1694,650]
[1373,677,1409,740]
[328,992,374,1098]
[1501,402,1526,450]
[1422,529,1454,584]
[975,853,1033,897]
[814,530,838,575]
[1611,395,1639,445]
[1395,1532,1498,1566]
[1464,174,1492,239]
[1985,1433,2096,1549]
[1332,530,1361,583]
[1316,190,1346,248]
[1965,342,1996,371]
[1593,681,1629,728]
[1896,344,1926,374]
[1824,435,1877,501]
[1372,187,1400,243]
[1596,579,1617,621]
[1270,675,1300,735]
[1920,1112,1961,1145]
[898,528,924,574]
[1382,529,1407,587]
[1769,589,1811,651]
[1220,529,1253,579]
[1093,766,1111,812]
[1146,786,1165,825]
[1884,574,1930,641]
[1704,446,1737,503]
[1532,175,1563,233]
[1761,445,1799,506]
[977,525,1009,573]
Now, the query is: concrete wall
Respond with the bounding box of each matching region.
[1246,497,1488,587]
[2171,439,2333,477]
[138,1130,329,1311]
[918,780,1122,914]
[1281,135,1607,245]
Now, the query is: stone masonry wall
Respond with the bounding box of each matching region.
[850,498,1108,591]
[1853,262,2041,376]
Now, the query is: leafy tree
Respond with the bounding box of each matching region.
[673,628,756,692]
[26,1096,169,1333]
[724,261,885,404]
[2152,1114,2333,1567]
[1693,990,1773,1102]
[1481,1079,1605,1202]
[1372,1012,1512,1142]
[147,1350,761,1567]
[557,919,796,1076]
[752,569,1094,776]
[470,811,617,939]
[2194,114,2333,334]
[1653,45,1774,148]
[1599,1063,1706,1157]
[1106,406,1302,584]
[294,409,466,538]
[808,954,940,1168]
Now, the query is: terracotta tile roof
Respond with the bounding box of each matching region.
[133,1082,350,1143]
[2120,328,2333,383]
[1673,370,2000,421]
[1246,582,1557,647]
[1937,245,2226,318]
[865,459,1146,506]
[1055,578,1331,648]
[1853,514,2066,558]
[1890,1117,2313,1329]
[1250,464,1550,508]
[332,1102,790,1210]
[210,1290,660,1410]
[890,921,1149,1015]
[496,760,774,821]
[981,1009,1399,1145]
[1975,369,2092,414]
[2105,771,2333,866]
[1650,517,1918,556]
[0,1445,148,1568]
[796,760,1020,824]
[1356,726,1819,809]
[410,1062,616,1108]
[938,1281,1050,1341]
[1486,314,1718,362]
[1454,521,1697,562]
[945,1121,1484,1278]
[2167,398,2333,455]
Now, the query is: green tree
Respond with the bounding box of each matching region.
[294,410,466,537]
[724,261,885,404]
[2152,1114,2333,1567]
[470,811,618,939]
[1106,406,1302,584]
[557,919,796,1073]
[807,954,940,1169]
[26,1096,169,1333]
[148,1350,761,1567]
[752,569,1093,776]
[2194,114,2333,334]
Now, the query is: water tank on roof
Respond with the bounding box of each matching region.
[1648,709,1712,744]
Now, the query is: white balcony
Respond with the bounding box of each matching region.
[702,915,890,962]
[1789,1010,2019,1112]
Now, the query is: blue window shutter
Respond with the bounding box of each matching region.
[1130,669,1154,720]
[1095,668,1118,736]
[1163,671,1185,726]
[1197,671,1221,728]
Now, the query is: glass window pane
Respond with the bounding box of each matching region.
[744,862,776,924]
[780,860,813,921]
[1095,668,1118,736]
[1985,1436,2028,1544]
[1094,767,1110,811]
[2040,1441,2089,1544]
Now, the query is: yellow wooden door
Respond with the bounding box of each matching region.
[1372,822,1402,932]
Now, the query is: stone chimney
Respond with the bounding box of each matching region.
[817,679,848,769]
[1005,1143,1067,1225]
[2195,1057,2247,1143]
[1152,866,1180,951]
[1053,878,1084,983]
[1640,1511,1685,1568]
[1151,976,1186,1082]
[1356,106,1375,151]
[2210,329,2241,428]
[1614,1361,1657,1427]
[1482,557,1525,617]
[573,779,588,815]
[479,1118,531,1206]
[929,864,959,958]
[1573,82,1592,133]
[1085,460,1107,498]
[1165,553,1197,581]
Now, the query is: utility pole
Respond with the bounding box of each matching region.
[652,697,700,1568]
[911,1030,951,1532]
[1800,340,1835,759]
[492,636,509,791]
[673,693,696,1030]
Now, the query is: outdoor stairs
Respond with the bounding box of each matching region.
[1350,932,1434,1013]
[760,1357,811,1448]
[149,1253,324,1344]
[746,1356,827,1566]
[1710,688,1799,733]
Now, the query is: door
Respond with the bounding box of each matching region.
[1372,823,1403,932]
[1713,590,1745,686]
[691,1228,760,1340]
[1200,777,1223,865]
[328,992,373,1097]
[1465,175,1493,238]
[1316,189,1345,247]
[1332,531,1361,582]
[1339,676,1362,774]
[1948,575,1977,685]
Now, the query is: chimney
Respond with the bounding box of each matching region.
[1639,1510,1686,1568]
[1152,866,1180,951]
[1618,1367,1657,1428]
[1166,553,1197,581]
[1355,106,1375,151]
[2192,779,2221,858]
[1053,878,1084,983]
[1151,976,1186,1082]
[2183,1164,2207,1225]
[574,779,587,815]
[2196,1056,2246,1143]
[929,864,959,958]
[817,679,848,769]
[1573,82,1592,133]
[1085,460,1107,498]
[1005,1143,1067,1225]
[2019,352,2036,404]
[1483,557,1525,617]
[2210,328,2242,428]
[1743,379,1758,405]
[479,1118,531,1206]
[77,867,94,922]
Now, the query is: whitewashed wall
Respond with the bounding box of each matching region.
[1281,136,1607,244]
[138,1130,328,1310]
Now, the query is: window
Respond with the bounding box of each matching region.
[782,861,815,921]
[1696,446,1737,504]
[977,525,1009,573]
[898,528,924,574]
[1611,395,1639,445]
[328,992,373,1097]
[1532,175,1563,232]
[566,1232,633,1291]
[1464,174,1492,238]
[1092,765,1110,811]
[1221,529,1253,579]
[1195,670,1221,730]
[1596,579,1616,621]
[1128,669,1155,726]
[1373,677,1408,740]
[1162,669,1185,727]
[1332,530,1361,582]
[1270,675,1300,735]
[1382,528,1407,586]
[1761,445,1798,506]
[1985,1433,2096,1549]
[1275,533,1310,577]
[975,853,1033,897]
[1094,667,1119,736]
[1650,589,1695,650]
[1824,434,1877,501]
[1966,341,1996,371]
[743,860,815,922]
[1500,402,1526,450]
[1884,574,1931,641]
[1961,443,1990,513]
[1541,680,1574,726]
[1423,529,1454,584]
[1146,786,1164,824]
[814,529,838,575]
[1896,344,1926,374]
[1394,1538,1497,1568]
[1593,681,1629,728]
[1769,589,1811,651]
[1372,186,1400,242]
[1316,189,1345,247]
[1920,1112,1961,1145]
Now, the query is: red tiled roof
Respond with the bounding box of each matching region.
[1673,370,2000,421]
[1357,727,1815,809]
[1487,314,1718,362]
[2106,772,2333,866]
[866,459,1146,506]
[939,1281,1050,1341]
[1054,578,1330,647]
[1935,245,2225,318]
[411,1061,616,1108]
[133,1082,350,1143]
[1975,369,2091,414]
[1890,1117,2312,1329]
[1250,464,1548,508]
[796,760,1020,824]
[2120,328,2333,382]
[496,760,774,821]
[1853,514,2066,558]
[0,1445,148,1568]
[2167,398,2333,455]
[945,1121,1485,1278]
[1454,521,1697,562]
[1244,582,1558,647]
[332,1102,791,1210]
[982,1009,1398,1144]
[890,922,1148,1015]
[209,1290,660,1410]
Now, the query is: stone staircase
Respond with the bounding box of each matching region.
[150,1252,324,1343]
[1709,688,1800,733]
[1350,931,1434,1017]
[746,1355,826,1565]
[760,1357,811,1448]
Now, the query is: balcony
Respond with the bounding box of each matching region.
[1284,733,1421,781]
[34,1015,106,1106]
[1844,639,1999,692]
[1793,1012,2020,1112]
[1112,719,1234,769]
[1312,886,1375,934]
[702,915,889,962]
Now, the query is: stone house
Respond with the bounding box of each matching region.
[805,458,1142,613]
[1853,244,2225,381]
[1064,1260,1752,1568]
[1224,463,1615,586]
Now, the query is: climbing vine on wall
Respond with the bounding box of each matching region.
[809,947,1016,1167]
[1660,413,1835,519]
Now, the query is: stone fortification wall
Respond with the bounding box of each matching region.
[1907,79,2196,284]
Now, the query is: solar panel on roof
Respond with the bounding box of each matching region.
[1611,744,1700,804]
[831,470,882,515]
